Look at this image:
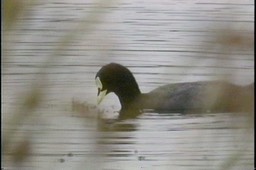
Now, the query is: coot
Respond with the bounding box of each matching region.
[95,63,253,117]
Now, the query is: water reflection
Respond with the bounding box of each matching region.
[91,111,253,170]
[97,118,139,132]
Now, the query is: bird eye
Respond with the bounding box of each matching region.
[95,77,103,90]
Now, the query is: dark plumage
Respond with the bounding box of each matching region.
[95,63,253,117]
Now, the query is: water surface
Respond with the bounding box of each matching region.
[3,0,254,170]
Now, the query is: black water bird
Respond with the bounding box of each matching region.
[95,63,253,117]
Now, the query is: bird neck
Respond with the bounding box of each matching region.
[116,86,141,111]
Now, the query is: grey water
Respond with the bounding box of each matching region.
[2,0,254,170]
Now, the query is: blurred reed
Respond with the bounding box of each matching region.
[3,0,116,168]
